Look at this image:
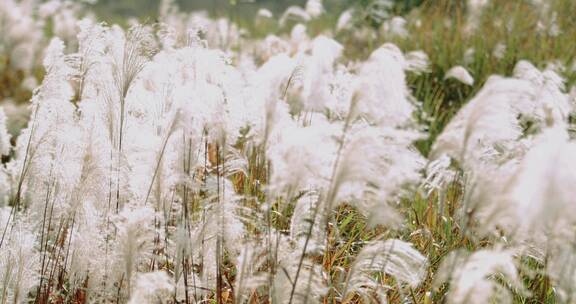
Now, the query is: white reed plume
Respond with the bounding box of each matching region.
[289,191,326,255]
[435,248,524,304]
[305,0,324,18]
[128,271,173,304]
[445,66,474,86]
[354,43,417,127]
[234,242,268,303]
[0,107,10,157]
[342,239,427,301]
[280,6,311,27]
[504,126,576,238]
[431,75,536,166]
[111,206,157,300]
[0,218,39,304]
[272,246,328,304]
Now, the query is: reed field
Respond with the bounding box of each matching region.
[1,0,576,303]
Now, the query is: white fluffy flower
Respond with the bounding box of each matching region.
[128,271,173,304]
[381,16,409,38]
[336,9,354,32]
[344,239,427,301]
[0,107,10,156]
[355,44,415,127]
[280,6,311,26]
[435,249,523,304]
[493,43,506,59]
[445,65,474,86]
[257,8,273,19]
[305,0,324,18]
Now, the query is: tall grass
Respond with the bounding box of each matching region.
[1,0,576,303]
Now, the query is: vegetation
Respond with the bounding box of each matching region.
[1,0,576,303]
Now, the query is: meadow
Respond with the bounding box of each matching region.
[1,0,576,303]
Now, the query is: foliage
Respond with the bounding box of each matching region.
[1,0,576,303]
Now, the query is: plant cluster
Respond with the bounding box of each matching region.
[0,0,576,303]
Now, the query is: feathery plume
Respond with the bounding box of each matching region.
[445,66,474,86]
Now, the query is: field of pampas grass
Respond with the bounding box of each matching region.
[1,0,576,303]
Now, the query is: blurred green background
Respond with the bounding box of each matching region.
[93,0,348,21]
[93,0,423,22]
